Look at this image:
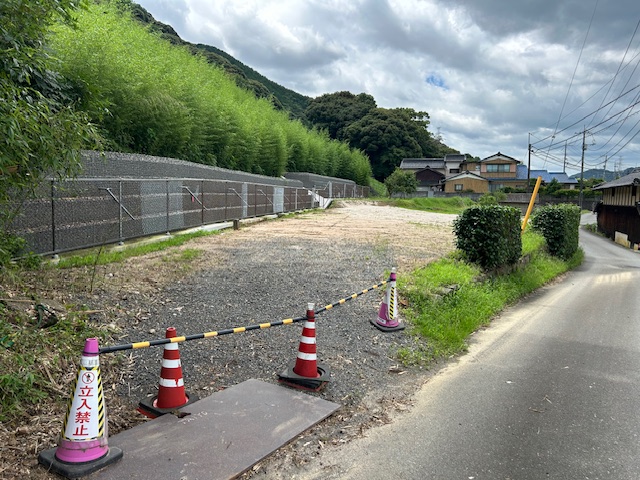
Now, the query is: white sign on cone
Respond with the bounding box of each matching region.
[62,356,105,441]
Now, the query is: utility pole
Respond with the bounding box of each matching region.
[527,133,531,191]
[579,128,586,209]
[563,141,567,173]
[603,155,608,181]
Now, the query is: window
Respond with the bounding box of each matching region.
[486,164,511,173]
[454,184,463,191]
[450,168,460,174]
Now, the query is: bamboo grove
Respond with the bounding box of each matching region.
[50,1,372,184]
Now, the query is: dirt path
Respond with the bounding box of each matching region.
[225,200,457,271]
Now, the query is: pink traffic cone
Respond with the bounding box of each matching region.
[371,268,405,332]
[38,338,122,478]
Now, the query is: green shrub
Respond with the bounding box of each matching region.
[478,194,497,205]
[384,168,417,197]
[0,233,24,266]
[531,204,581,260]
[453,205,522,270]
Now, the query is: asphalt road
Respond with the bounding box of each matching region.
[299,215,640,480]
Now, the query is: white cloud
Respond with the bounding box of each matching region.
[136,0,640,175]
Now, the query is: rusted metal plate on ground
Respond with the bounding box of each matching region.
[89,379,339,480]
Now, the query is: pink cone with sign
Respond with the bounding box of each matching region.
[38,338,122,478]
[371,268,405,332]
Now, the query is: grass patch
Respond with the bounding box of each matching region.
[368,178,387,196]
[398,236,583,361]
[56,229,216,268]
[385,197,475,214]
[522,229,545,256]
[161,248,202,263]
[0,306,108,422]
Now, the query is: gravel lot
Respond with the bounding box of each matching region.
[121,201,457,478]
[3,200,458,479]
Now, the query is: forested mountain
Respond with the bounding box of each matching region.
[124,1,461,180]
[570,168,637,182]
[128,2,310,120]
[42,1,372,183]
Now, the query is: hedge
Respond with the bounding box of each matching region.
[530,204,581,260]
[453,205,522,270]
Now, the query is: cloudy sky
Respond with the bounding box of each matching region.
[135,0,640,176]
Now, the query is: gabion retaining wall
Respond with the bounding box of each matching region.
[9,152,369,256]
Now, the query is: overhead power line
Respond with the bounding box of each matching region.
[534,86,640,150]
[585,17,640,130]
[542,0,600,158]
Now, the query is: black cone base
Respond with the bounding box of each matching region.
[38,446,123,479]
[370,317,405,332]
[278,362,331,392]
[137,393,198,419]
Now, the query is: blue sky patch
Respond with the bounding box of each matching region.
[426,74,448,90]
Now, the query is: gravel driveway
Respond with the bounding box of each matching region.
[107,201,457,477]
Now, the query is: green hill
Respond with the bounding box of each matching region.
[128,2,310,120]
[50,1,372,183]
[570,168,636,182]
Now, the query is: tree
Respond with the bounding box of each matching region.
[384,168,417,197]
[304,91,377,140]
[542,178,562,196]
[1,0,99,235]
[345,107,433,180]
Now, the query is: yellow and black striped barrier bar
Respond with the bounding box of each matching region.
[314,279,388,314]
[98,278,389,354]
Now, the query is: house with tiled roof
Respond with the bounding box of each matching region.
[456,152,527,192]
[529,170,579,189]
[403,151,581,194]
[399,154,466,192]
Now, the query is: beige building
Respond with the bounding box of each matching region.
[444,171,489,193]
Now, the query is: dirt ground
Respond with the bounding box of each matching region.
[0,200,457,479]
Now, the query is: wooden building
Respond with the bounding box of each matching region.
[444,171,489,193]
[592,169,640,249]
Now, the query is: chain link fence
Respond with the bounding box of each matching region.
[9,178,319,256]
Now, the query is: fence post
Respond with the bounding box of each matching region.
[224,181,228,221]
[166,180,170,234]
[201,180,205,226]
[118,180,123,243]
[51,180,56,254]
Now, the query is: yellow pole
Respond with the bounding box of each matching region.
[522,176,542,232]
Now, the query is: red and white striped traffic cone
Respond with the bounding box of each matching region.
[38,338,123,478]
[278,303,331,391]
[138,327,196,418]
[371,268,405,332]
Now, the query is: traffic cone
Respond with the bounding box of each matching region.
[371,268,405,332]
[278,303,331,391]
[38,338,123,479]
[138,327,197,419]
